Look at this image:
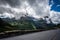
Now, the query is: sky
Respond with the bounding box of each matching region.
[0,0,60,24]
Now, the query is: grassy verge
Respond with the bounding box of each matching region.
[0,29,45,39]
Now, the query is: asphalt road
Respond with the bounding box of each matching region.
[0,29,60,40]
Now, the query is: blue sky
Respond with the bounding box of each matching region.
[49,0,60,12]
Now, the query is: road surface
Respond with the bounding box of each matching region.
[0,29,60,40]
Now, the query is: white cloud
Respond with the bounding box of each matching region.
[48,0,60,24]
[0,0,50,19]
[49,11,60,24]
[0,12,14,18]
[0,0,60,24]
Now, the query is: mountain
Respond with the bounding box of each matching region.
[0,16,58,30]
[0,18,13,32]
[2,17,16,23]
[18,16,37,30]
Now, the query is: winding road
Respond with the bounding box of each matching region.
[0,29,60,40]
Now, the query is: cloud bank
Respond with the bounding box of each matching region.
[0,0,60,24]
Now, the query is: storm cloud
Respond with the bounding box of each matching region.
[0,0,21,7]
[0,0,60,24]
